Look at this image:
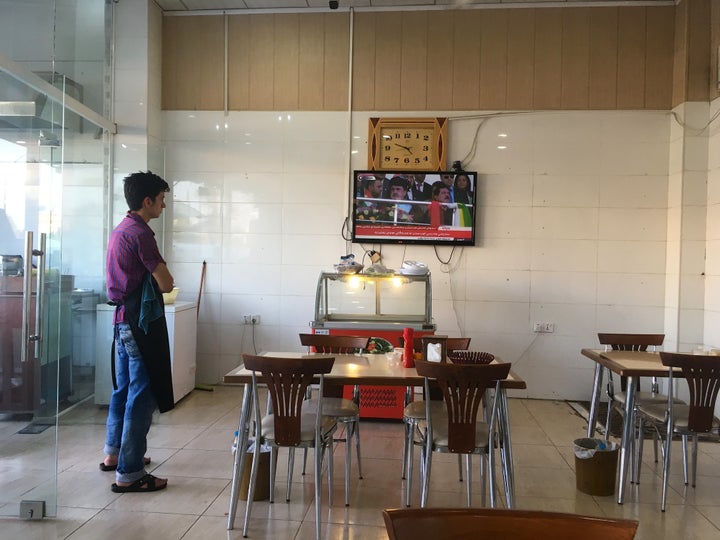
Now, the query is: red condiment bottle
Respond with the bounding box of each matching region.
[403,327,415,368]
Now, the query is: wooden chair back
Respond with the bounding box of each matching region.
[299,333,370,354]
[382,508,638,540]
[660,352,720,433]
[415,359,510,453]
[242,353,335,446]
[597,333,664,351]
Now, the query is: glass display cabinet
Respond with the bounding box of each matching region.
[310,271,435,420]
[312,272,435,331]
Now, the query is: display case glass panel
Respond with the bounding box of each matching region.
[313,272,433,329]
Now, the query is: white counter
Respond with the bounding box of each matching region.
[94,301,198,405]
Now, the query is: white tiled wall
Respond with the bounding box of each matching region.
[162,109,677,398]
[705,96,720,352]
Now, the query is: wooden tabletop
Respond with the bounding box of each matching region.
[224,352,526,390]
[581,348,677,377]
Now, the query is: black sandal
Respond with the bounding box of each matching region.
[111,473,167,493]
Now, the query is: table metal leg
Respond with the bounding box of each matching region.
[227,383,252,530]
[617,376,636,504]
[497,389,515,508]
[587,363,604,438]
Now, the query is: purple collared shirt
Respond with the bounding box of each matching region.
[106,212,165,324]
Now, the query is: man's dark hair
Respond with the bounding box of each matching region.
[123,171,170,211]
[389,176,409,190]
[431,181,448,198]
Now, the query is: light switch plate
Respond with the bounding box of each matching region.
[20,500,45,520]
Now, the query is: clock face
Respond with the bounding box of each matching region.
[378,126,436,170]
[368,117,447,171]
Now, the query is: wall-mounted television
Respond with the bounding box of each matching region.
[351,170,477,246]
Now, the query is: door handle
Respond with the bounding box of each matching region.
[20,231,45,362]
[34,233,46,359]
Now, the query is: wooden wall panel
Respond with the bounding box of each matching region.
[162,16,224,110]
[685,0,710,102]
[274,15,300,110]
[299,14,325,110]
[228,15,251,110]
[617,7,646,109]
[479,10,508,110]
[672,2,687,106]
[374,12,403,110]
[426,11,454,110]
[323,13,350,110]
[506,9,535,110]
[645,6,674,109]
[164,6,682,113]
[352,13,376,110]
[561,8,590,109]
[588,8,618,109]
[452,10,482,110]
[533,8,562,109]
[248,15,275,110]
[712,0,720,100]
[400,11,429,111]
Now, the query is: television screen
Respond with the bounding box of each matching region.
[351,170,477,246]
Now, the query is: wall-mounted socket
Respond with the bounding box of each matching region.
[243,314,261,325]
[533,322,555,333]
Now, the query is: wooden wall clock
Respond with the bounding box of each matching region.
[368,117,447,171]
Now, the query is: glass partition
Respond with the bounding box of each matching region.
[0,0,111,519]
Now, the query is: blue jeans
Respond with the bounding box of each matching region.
[104,323,157,483]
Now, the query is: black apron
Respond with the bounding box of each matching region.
[112,277,175,413]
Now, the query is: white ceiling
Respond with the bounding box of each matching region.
[154,0,675,15]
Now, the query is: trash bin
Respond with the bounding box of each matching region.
[573,438,619,496]
[233,436,271,501]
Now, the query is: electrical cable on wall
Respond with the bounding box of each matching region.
[434,245,457,266]
[671,107,720,134]
[448,110,534,168]
[341,216,352,241]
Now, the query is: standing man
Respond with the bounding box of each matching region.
[388,175,415,222]
[362,174,384,199]
[408,173,430,201]
[101,171,175,493]
[440,173,456,202]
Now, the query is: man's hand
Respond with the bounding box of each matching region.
[152,262,174,293]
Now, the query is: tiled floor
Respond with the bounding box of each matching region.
[1,385,720,539]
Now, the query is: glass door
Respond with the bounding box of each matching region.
[0,72,107,519]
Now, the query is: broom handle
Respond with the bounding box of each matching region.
[197,260,206,319]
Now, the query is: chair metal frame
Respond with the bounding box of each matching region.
[240,353,337,540]
[298,333,369,506]
[382,508,639,540]
[636,351,720,511]
[598,333,674,482]
[414,359,511,508]
[401,337,471,507]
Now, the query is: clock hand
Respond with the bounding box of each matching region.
[394,143,413,154]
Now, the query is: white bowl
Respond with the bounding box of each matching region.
[162,287,180,304]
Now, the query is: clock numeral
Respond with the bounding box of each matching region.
[403,132,412,139]
[383,156,391,162]
[384,144,391,151]
[393,132,401,139]
[393,157,400,163]
[403,157,410,164]
[423,156,428,161]
[422,145,429,151]
[414,158,420,163]
[423,135,430,141]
